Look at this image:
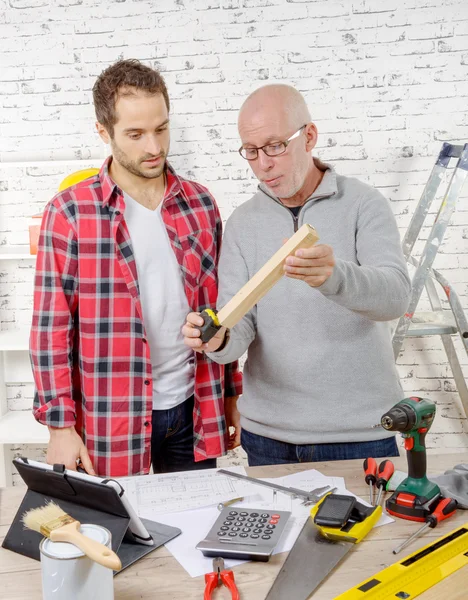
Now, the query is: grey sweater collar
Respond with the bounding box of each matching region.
[258,157,338,205]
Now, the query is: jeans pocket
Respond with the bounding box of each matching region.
[165,406,183,439]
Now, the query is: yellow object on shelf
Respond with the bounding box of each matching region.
[58,168,100,192]
[29,168,101,255]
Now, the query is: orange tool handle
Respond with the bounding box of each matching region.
[204,572,219,600]
[221,570,240,600]
[204,570,240,600]
[427,498,457,528]
[363,457,377,485]
[376,460,395,489]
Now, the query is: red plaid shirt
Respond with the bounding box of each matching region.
[31,158,242,477]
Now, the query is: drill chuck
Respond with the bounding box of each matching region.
[380,404,416,432]
[381,415,395,430]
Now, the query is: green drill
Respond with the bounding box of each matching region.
[380,397,441,521]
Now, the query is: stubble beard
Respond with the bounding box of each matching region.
[111,141,167,180]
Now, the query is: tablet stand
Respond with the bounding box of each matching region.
[2,457,181,573]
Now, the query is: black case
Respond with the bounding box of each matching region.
[2,457,181,573]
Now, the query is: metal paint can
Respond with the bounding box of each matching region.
[39,523,115,600]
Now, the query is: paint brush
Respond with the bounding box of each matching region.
[22,501,122,571]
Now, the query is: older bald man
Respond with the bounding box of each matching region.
[183,84,411,466]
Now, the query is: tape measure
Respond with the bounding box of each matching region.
[336,522,468,599]
[310,493,382,543]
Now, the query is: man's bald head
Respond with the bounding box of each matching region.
[238,84,311,132]
[237,84,320,203]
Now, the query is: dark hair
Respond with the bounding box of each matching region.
[92,59,170,136]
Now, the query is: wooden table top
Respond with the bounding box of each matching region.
[1,453,467,599]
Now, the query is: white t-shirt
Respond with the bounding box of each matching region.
[123,192,195,410]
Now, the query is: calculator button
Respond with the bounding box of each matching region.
[242,527,251,532]
[223,521,231,526]
[234,522,242,526]
[261,513,269,518]
[221,526,229,531]
[240,512,249,516]
[237,517,246,522]
[218,531,226,536]
[226,516,235,521]
[232,527,240,532]
[266,524,276,530]
[229,511,238,516]
[228,532,238,537]
[258,518,267,524]
[271,514,281,519]
[253,528,263,534]
[250,512,259,517]
[250,534,259,539]
[262,535,272,540]
[239,533,248,538]
[269,519,279,525]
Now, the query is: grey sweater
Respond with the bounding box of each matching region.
[208,160,412,444]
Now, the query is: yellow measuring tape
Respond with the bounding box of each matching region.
[309,494,382,544]
[336,522,468,599]
[203,309,220,327]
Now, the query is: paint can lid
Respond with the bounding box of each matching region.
[40,524,111,560]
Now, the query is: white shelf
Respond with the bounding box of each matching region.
[0,329,30,351]
[0,158,104,168]
[0,410,49,444]
[0,246,36,261]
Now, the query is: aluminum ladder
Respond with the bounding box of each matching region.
[392,142,468,418]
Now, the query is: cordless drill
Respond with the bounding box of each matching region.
[380,397,441,521]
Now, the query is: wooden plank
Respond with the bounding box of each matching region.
[218,223,318,329]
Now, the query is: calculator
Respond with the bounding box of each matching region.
[196,507,291,561]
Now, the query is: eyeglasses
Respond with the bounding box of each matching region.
[239,125,306,161]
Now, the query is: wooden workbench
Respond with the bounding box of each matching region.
[1,453,467,599]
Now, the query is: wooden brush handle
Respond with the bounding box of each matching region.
[50,521,122,571]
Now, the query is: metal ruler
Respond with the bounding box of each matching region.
[217,468,335,505]
[336,522,468,599]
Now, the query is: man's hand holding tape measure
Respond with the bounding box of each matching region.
[183,312,227,353]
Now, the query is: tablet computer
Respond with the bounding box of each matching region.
[14,457,154,546]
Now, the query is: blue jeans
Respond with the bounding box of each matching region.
[241,429,399,467]
[151,395,217,473]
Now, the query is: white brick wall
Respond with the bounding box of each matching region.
[1,0,468,478]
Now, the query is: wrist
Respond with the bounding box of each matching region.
[48,426,75,435]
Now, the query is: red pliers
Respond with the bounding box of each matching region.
[204,557,240,600]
